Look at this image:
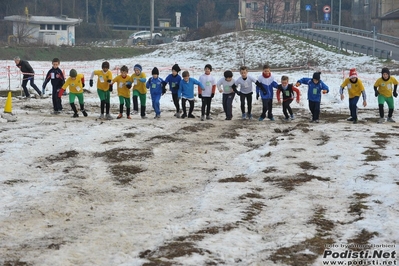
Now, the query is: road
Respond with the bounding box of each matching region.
[307,29,399,61]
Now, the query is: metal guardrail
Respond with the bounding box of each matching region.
[253,23,392,59]
[313,23,399,46]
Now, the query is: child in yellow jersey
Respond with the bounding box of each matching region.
[89,61,113,120]
[374,68,398,123]
[130,64,147,118]
[58,69,87,118]
[339,68,367,124]
[111,65,132,119]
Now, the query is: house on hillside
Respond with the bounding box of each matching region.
[351,0,399,37]
[4,15,82,46]
[239,0,301,27]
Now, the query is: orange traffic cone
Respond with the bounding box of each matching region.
[4,91,12,113]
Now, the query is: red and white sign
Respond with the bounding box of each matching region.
[323,5,331,13]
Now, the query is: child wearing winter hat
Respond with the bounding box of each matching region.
[130,64,147,118]
[110,65,132,119]
[339,68,367,124]
[216,70,236,120]
[276,75,300,121]
[89,61,113,120]
[178,70,205,119]
[146,67,164,119]
[58,69,87,118]
[163,64,182,118]
[296,71,329,123]
[198,64,217,121]
[373,67,398,123]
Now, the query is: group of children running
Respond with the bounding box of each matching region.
[24,58,399,123]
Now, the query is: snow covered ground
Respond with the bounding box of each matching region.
[0,30,398,266]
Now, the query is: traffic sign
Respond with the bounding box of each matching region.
[306,5,311,11]
[323,5,331,13]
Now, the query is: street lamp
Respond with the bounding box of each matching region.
[372,26,376,57]
[338,0,341,52]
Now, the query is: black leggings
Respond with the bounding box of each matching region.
[240,93,253,115]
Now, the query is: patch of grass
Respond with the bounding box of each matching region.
[362,174,377,181]
[242,201,265,222]
[218,174,250,183]
[262,167,277,173]
[3,260,30,266]
[362,148,386,161]
[297,161,318,170]
[269,207,335,265]
[180,123,215,133]
[219,129,239,139]
[3,179,29,186]
[269,136,279,146]
[46,150,79,163]
[238,192,264,200]
[262,151,272,157]
[123,133,136,138]
[139,223,237,265]
[94,148,152,163]
[148,135,180,142]
[347,229,379,251]
[316,133,331,146]
[264,173,329,191]
[110,164,145,184]
[348,193,370,218]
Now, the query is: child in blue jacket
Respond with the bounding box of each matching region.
[146,67,164,119]
[296,72,329,123]
[178,70,205,118]
[256,64,278,121]
[162,64,182,118]
[42,58,65,114]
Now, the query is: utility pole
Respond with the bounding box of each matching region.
[338,0,341,52]
[86,0,88,23]
[150,0,154,45]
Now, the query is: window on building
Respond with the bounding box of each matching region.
[253,2,258,11]
[54,24,60,30]
[40,24,45,30]
[61,25,67,30]
[47,24,53,30]
[246,3,251,8]
[285,2,290,11]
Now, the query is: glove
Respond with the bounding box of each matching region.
[374,90,379,97]
[232,84,237,92]
[89,79,93,87]
[394,91,398,98]
[126,82,132,89]
[211,93,214,98]
[198,94,202,98]
[161,81,167,87]
[255,81,267,94]
[256,92,259,100]
[58,88,65,98]
[162,87,167,95]
[139,78,146,83]
[109,84,113,92]
[107,79,111,83]
[236,91,242,96]
[82,82,85,88]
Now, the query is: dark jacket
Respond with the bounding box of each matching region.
[16,60,35,76]
[43,68,65,89]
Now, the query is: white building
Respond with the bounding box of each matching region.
[4,15,82,46]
